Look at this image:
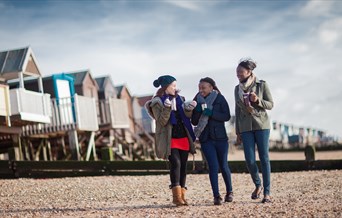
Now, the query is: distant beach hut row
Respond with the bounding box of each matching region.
[0,46,155,161]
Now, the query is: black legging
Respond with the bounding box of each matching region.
[168,148,189,188]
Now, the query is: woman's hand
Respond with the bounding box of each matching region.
[236,133,242,145]
[249,92,259,103]
[186,100,197,111]
[164,98,172,108]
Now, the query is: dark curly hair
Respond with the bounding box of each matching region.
[199,77,221,93]
[238,58,257,71]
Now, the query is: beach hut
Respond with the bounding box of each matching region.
[95,76,133,160]
[95,76,155,160]
[132,96,143,132]
[115,84,135,143]
[20,71,99,161]
[95,76,117,100]
[16,73,76,126]
[111,85,155,160]
[0,84,11,128]
[95,76,130,130]
[0,47,51,126]
[0,46,52,160]
[137,95,155,134]
[67,69,99,100]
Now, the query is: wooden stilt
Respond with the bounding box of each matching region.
[9,135,22,161]
[61,137,67,155]
[41,139,48,161]
[47,140,52,161]
[22,138,31,160]
[28,141,35,160]
[35,140,43,161]
[68,130,81,160]
[85,131,97,161]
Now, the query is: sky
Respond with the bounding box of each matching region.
[0,0,341,138]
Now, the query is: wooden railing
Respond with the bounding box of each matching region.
[22,94,98,136]
[74,95,98,131]
[97,98,130,129]
[9,88,51,123]
[0,84,11,126]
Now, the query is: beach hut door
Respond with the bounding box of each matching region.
[56,79,74,124]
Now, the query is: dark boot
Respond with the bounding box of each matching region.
[172,186,185,206]
[225,192,234,202]
[214,195,222,205]
[181,187,188,206]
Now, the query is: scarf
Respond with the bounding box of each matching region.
[238,73,258,115]
[161,95,196,141]
[193,90,218,138]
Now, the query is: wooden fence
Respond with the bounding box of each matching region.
[0,159,341,179]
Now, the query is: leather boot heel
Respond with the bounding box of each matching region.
[181,187,188,206]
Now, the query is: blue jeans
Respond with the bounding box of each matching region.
[201,139,232,197]
[241,129,271,196]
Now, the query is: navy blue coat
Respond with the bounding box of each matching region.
[191,93,231,143]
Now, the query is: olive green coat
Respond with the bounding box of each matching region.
[147,97,196,159]
[234,78,274,134]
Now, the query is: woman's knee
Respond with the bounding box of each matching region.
[207,160,219,173]
[246,159,257,167]
[259,154,270,163]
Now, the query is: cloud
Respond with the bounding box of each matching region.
[289,43,309,53]
[300,0,334,17]
[318,18,342,46]
[164,0,203,11]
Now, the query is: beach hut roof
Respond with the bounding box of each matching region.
[95,76,115,92]
[95,77,106,92]
[66,69,99,89]
[115,84,132,99]
[0,46,42,80]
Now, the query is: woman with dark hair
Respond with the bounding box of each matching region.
[191,77,233,205]
[234,58,274,203]
[146,75,197,206]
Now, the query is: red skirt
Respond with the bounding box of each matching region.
[171,137,189,151]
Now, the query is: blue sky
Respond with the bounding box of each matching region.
[0,0,341,138]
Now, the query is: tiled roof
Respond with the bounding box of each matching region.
[0,46,41,80]
[95,77,106,92]
[115,85,124,97]
[0,47,28,74]
[66,70,88,85]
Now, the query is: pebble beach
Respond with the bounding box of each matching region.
[0,170,341,217]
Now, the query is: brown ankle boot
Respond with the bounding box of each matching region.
[181,187,188,206]
[172,186,185,206]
